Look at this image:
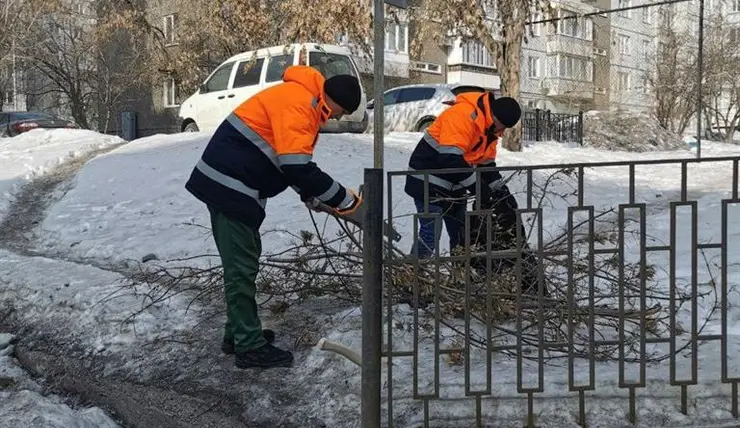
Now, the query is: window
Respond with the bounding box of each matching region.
[617,71,630,92]
[163,77,179,107]
[530,12,542,37]
[558,55,593,81]
[410,61,442,74]
[265,54,293,83]
[661,5,674,26]
[309,52,358,79]
[733,0,740,12]
[202,62,234,93]
[233,58,264,88]
[382,89,400,107]
[462,40,495,67]
[163,14,178,46]
[528,56,541,78]
[642,40,651,60]
[385,21,408,53]
[727,27,740,44]
[557,11,593,40]
[617,34,630,55]
[618,0,632,18]
[398,87,436,103]
[642,7,653,24]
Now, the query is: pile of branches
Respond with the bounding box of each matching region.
[120,168,723,363]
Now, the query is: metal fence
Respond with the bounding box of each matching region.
[360,153,740,427]
[521,109,583,144]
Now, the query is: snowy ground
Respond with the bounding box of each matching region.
[1,129,739,426]
[31,132,738,263]
[0,129,124,220]
[0,333,121,428]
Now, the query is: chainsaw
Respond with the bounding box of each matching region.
[304,185,402,242]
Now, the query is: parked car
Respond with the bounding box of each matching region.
[0,111,77,138]
[178,43,369,135]
[366,83,498,133]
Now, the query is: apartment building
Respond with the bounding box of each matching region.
[399,0,606,113]
[74,0,740,135]
[352,6,419,92]
[607,0,659,112]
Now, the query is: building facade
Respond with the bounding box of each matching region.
[10,0,733,136]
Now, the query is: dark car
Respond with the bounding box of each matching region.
[0,111,78,138]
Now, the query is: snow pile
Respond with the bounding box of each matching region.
[36,131,418,264]
[583,110,687,152]
[35,132,736,266]
[0,129,124,221]
[0,333,121,428]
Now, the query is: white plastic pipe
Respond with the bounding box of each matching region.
[317,337,362,367]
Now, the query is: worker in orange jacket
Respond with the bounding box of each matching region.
[404,91,522,258]
[185,65,363,369]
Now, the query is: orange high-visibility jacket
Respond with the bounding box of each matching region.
[186,65,354,228]
[405,91,503,202]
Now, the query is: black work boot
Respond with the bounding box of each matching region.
[221,329,275,355]
[235,343,294,369]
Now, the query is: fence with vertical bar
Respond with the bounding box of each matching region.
[362,154,740,427]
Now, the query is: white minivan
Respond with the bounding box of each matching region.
[178,43,368,134]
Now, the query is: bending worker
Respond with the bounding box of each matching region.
[404,91,523,258]
[185,65,363,369]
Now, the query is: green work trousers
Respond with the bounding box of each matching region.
[209,207,267,352]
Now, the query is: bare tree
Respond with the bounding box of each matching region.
[14,0,150,130]
[0,0,46,110]
[409,0,553,152]
[701,14,740,143]
[145,0,279,93]
[147,0,372,95]
[117,168,723,365]
[644,7,698,135]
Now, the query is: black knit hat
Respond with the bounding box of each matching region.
[324,75,362,113]
[489,96,522,128]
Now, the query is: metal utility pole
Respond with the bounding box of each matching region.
[362,3,407,426]
[372,0,385,169]
[361,168,383,428]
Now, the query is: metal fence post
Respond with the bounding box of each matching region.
[362,167,383,428]
[578,110,584,146]
[535,108,541,142]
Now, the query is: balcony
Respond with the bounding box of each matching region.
[539,77,594,100]
[546,35,594,57]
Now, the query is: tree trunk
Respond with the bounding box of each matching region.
[499,30,523,151]
[69,95,89,129]
[725,116,739,144]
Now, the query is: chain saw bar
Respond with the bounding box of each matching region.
[306,197,402,243]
